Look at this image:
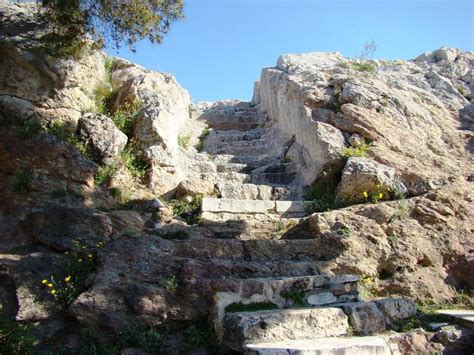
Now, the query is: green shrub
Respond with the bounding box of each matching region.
[339,142,371,159]
[16,121,43,139]
[225,302,279,313]
[168,193,203,225]
[94,164,118,186]
[359,275,376,300]
[110,187,132,206]
[40,239,101,310]
[47,122,89,157]
[0,317,36,354]
[352,61,376,72]
[336,226,352,237]
[178,134,191,149]
[162,275,178,294]
[110,100,142,137]
[12,170,31,194]
[281,289,306,306]
[120,145,148,180]
[94,83,118,114]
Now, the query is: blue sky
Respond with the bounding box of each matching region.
[109,0,474,102]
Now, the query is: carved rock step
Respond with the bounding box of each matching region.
[245,336,391,355]
[153,238,340,262]
[202,198,308,215]
[199,111,267,131]
[210,154,282,169]
[204,128,266,145]
[204,139,279,157]
[222,308,349,351]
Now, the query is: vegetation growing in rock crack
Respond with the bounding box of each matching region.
[40,239,104,310]
[168,193,203,225]
[47,121,89,157]
[336,226,352,237]
[339,141,371,159]
[281,289,306,306]
[162,275,179,294]
[0,317,37,354]
[352,39,377,73]
[178,133,191,149]
[359,275,377,300]
[11,170,32,194]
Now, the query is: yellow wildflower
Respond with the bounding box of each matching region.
[78,259,83,262]
[65,276,71,283]
[50,290,56,294]
[379,192,383,199]
[42,279,48,284]
[47,283,53,288]
[88,254,93,258]
[363,191,368,198]
[64,251,69,255]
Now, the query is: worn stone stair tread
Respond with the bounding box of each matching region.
[222,307,349,351]
[245,336,391,355]
[435,309,474,328]
[202,198,310,214]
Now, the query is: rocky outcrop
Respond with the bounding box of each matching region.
[253,49,473,195]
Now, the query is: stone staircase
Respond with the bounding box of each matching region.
[167,101,417,353]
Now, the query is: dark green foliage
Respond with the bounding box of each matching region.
[110,100,142,137]
[339,141,371,159]
[162,275,178,294]
[120,145,149,180]
[304,174,342,213]
[169,193,203,225]
[12,170,31,194]
[16,121,43,139]
[94,164,118,186]
[42,0,184,57]
[47,122,89,157]
[225,302,279,313]
[281,289,306,306]
[352,62,376,72]
[336,226,352,237]
[0,317,37,354]
[183,321,213,347]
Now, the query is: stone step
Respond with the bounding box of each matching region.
[204,139,277,156]
[199,111,267,131]
[204,128,266,144]
[216,163,252,173]
[435,309,474,328]
[209,154,281,169]
[250,163,298,185]
[222,307,349,351]
[201,198,309,216]
[216,182,275,200]
[200,172,251,184]
[152,238,340,263]
[245,337,391,355]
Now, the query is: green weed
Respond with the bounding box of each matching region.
[0,317,37,354]
[94,164,118,186]
[281,289,306,306]
[12,170,31,194]
[162,275,178,294]
[16,121,43,139]
[168,193,203,225]
[339,141,371,159]
[120,145,148,180]
[178,134,191,149]
[336,226,352,237]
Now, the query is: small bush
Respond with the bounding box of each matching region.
[12,171,31,194]
[178,134,191,149]
[225,302,279,313]
[339,141,371,159]
[111,100,142,137]
[0,317,37,354]
[94,164,118,186]
[120,145,148,180]
[110,187,132,206]
[359,275,376,300]
[94,83,118,114]
[40,240,102,310]
[352,61,376,72]
[281,289,306,306]
[336,226,352,237]
[169,193,203,225]
[162,275,178,294]
[47,122,89,158]
[16,121,43,139]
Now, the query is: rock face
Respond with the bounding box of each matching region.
[1,3,473,354]
[78,113,128,164]
[253,49,473,194]
[336,157,397,202]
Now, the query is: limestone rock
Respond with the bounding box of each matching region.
[336,157,396,202]
[373,298,417,325]
[336,302,386,335]
[175,179,216,199]
[223,308,349,351]
[78,113,128,164]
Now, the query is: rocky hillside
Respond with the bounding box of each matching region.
[0,3,473,354]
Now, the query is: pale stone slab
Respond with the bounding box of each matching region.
[223,308,349,351]
[202,198,276,213]
[245,336,391,355]
[306,292,337,306]
[275,201,308,213]
[436,309,474,327]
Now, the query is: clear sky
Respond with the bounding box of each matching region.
[108,0,474,102]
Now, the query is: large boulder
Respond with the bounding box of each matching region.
[78,113,128,164]
[336,157,397,203]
